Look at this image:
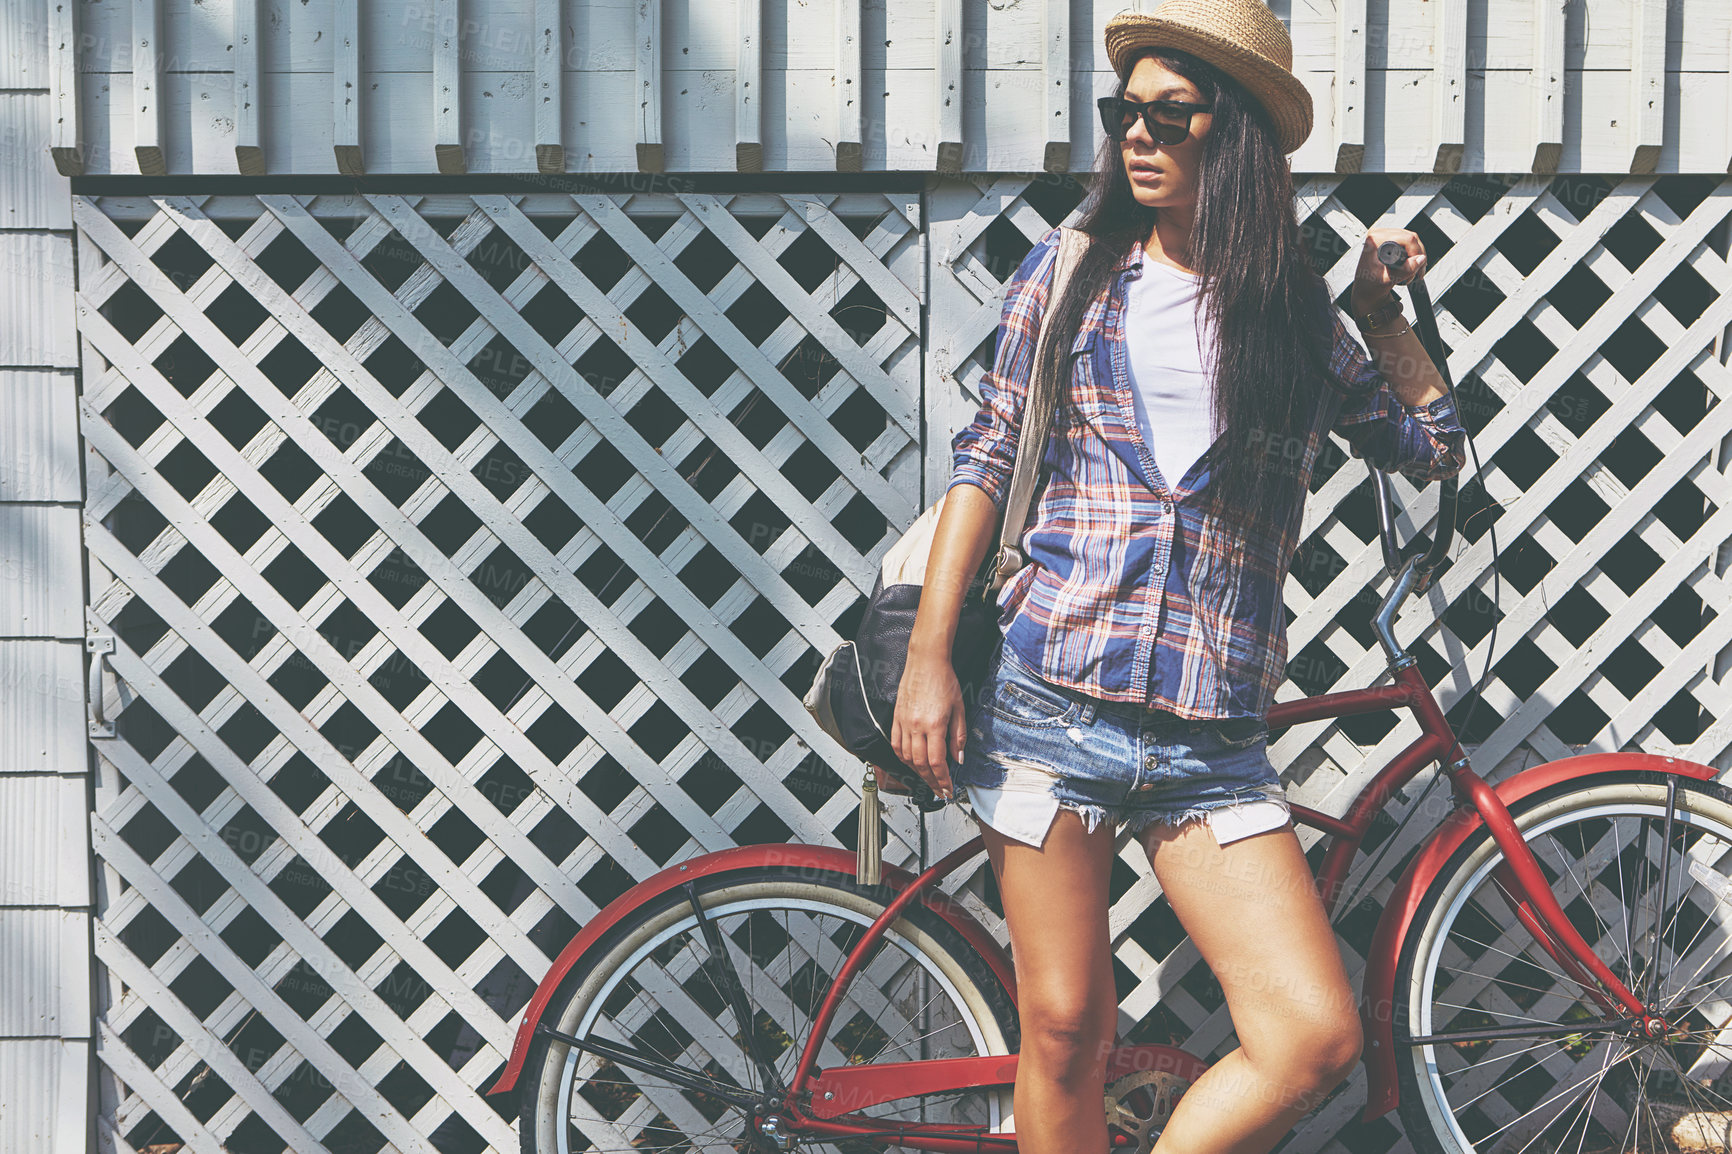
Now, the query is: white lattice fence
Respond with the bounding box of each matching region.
[926,171,1732,1153]
[78,171,1732,1154]
[78,189,926,1153]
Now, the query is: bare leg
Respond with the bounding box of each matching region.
[981,808,1120,1154]
[1142,820,1362,1154]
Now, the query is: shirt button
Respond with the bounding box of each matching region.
[1151,562,1166,576]
[1139,624,1154,638]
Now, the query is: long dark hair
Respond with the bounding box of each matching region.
[1034,46,1348,542]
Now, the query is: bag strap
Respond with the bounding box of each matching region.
[986,225,1092,593]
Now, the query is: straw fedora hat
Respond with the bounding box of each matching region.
[1104,0,1313,154]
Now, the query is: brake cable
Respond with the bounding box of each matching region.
[1374,239,1502,757]
[1330,242,1504,921]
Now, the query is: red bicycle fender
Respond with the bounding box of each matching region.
[1360,752,1714,1121]
[485,843,1014,1096]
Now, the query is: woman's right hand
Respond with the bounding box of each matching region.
[890,651,967,800]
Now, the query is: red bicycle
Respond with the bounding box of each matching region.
[487,459,1732,1154]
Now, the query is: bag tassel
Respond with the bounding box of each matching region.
[856,770,883,886]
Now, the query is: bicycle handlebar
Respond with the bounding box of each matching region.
[1370,242,1459,586]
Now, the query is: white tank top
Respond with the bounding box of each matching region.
[1123,250,1220,493]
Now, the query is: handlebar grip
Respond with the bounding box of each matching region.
[1366,239,1460,580]
[1407,275,1459,576]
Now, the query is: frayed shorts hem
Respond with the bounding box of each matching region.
[1116,794,1293,844]
[964,783,1292,849]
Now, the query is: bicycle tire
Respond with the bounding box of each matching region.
[517,863,1020,1154]
[1394,770,1732,1154]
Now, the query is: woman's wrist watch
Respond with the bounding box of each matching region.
[1355,287,1406,335]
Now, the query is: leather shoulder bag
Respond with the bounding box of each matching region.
[802,225,1094,879]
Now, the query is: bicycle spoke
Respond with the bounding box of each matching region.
[1677,1063,1732,1114]
[1400,781,1732,1154]
[1472,1041,1647,1152]
[1517,1039,1607,1154]
[1443,888,1611,1008]
[1658,907,1732,1009]
[1561,1040,1617,1154]
[1419,1013,1623,1108]
[1439,1034,1623,1119]
[1630,1048,1667,1154]
[1665,1052,1732,1153]
[1616,816,1639,1002]
[1665,967,1732,1016]
[1431,1000,1587,1030]
[1638,779,1679,1007]
[1431,1035,1615,1086]
[1538,829,1622,967]
[526,882,1015,1154]
[1429,1006,1615,1116]
[1482,876,1616,1003]
[873,989,975,1060]
[688,884,783,1097]
[1448,919,1575,987]
[1654,838,1732,973]
[1641,814,1721,1005]
[1436,961,1572,1004]
[1614,1047,1644,1154]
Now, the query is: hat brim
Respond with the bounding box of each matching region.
[1105,16,1313,154]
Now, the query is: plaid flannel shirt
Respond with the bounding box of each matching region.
[948,225,1468,721]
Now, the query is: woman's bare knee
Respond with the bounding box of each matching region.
[1018,991,1116,1074]
[1316,1017,1365,1085]
[1257,1013,1363,1096]
[1300,1016,1362,1088]
[983,814,1118,1080]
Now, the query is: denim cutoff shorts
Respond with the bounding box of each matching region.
[950,638,1290,849]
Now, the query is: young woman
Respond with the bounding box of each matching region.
[889,2,1468,1153]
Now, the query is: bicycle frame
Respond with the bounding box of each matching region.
[490,258,1729,1146]
[767,569,1718,1140]
[492,497,1723,1144]
[488,563,1721,1144]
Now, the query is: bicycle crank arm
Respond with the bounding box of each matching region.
[1406,1017,1639,1047]
[534,1023,766,1110]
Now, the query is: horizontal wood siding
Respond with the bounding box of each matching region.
[0,9,92,1154]
[63,0,1732,175]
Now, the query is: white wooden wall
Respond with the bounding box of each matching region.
[0,2,90,1152]
[46,0,1732,178]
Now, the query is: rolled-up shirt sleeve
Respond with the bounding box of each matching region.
[1328,311,1468,481]
[947,226,1063,508]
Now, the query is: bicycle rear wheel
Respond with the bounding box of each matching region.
[1396,772,1732,1154]
[517,864,1019,1154]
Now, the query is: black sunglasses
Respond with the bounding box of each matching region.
[1097,95,1213,144]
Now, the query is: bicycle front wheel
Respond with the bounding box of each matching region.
[1396,771,1732,1154]
[517,864,1019,1154]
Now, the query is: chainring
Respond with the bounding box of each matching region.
[1103,1070,1190,1154]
